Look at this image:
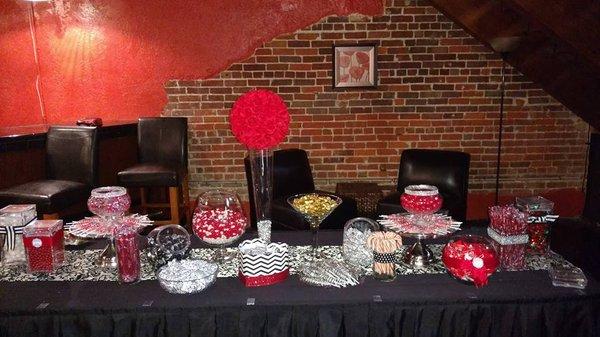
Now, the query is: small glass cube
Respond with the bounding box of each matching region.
[23,220,65,273]
[0,204,37,224]
[516,196,555,255]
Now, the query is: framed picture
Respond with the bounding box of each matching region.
[332,44,377,88]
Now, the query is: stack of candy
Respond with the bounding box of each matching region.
[487,205,528,270]
[193,207,247,245]
[442,235,499,287]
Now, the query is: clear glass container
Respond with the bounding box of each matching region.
[0,209,34,266]
[22,220,64,273]
[87,186,131,218]
[0,204,36,224]
[516,196,555,255]
[342,217,379,268]
[192,190,247,262]
[114,224,140,284]
[146,224,190,270]
[400,185,443,215]
[442,234,499,287]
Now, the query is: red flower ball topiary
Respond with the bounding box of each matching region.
[230,89,290,150]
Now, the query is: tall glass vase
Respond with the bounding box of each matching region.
[248,149,274,243]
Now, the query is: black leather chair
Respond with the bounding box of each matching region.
[117,117,190,225]
[0,126,98,219]
[244,148,358,230]
[377,149,470,222]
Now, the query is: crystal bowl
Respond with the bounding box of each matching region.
[157,259,218,294]
[400,184,443,215]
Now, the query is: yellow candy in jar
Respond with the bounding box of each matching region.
[292,194,338,219]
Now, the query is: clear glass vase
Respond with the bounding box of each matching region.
[248,149,274,243]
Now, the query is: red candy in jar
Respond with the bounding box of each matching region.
[400,185,443,215]
[22,220,65,273]
[87,186,131,218]
[193,190,248,245]
[114,224,140,284]
[442,235,499,287]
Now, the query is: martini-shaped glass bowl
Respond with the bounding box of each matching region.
[287,192,342,260]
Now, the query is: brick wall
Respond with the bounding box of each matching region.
[162,0,589,204]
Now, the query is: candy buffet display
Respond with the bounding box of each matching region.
[288,192,342,259]
[442,235,499,287]
[114,224,140,284]
[146,225,190,270]
[22,220,64,273]
[487,205,528,270]
[238,239,289,287]
[400,185,443,215]
[516,196,557,255]
[487,205,528,244]
[80,186,134,267]
[69,214,152,239]
[192,190,247,246]
[0,204,37,266]
[157,259,218,294]
[379,213,461,237]
[342,217,379,268]
[379,212,461,267]
[366,231,403,281]
[299,259,360,288]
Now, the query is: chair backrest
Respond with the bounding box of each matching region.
[244,148,315,223]
[46,126,98,186]
[397,149,470,221]
[138,117,188,168]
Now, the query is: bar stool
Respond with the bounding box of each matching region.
[117,117,190,225]
[0,126,98,219]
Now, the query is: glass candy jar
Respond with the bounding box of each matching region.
[400,185,443,215]
[442,235,499,287]
[146,224,190,270]
[516,196,555,255]
[87,186,131,219]
[343,217,379,268]
[114,223,141,284]
[22,220,65,273]
[192,190,247,262]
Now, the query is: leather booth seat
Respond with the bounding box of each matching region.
[0,126,98,217]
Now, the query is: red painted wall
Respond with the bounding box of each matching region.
[0,0,383,127]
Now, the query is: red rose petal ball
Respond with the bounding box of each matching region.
[230,89,290,150]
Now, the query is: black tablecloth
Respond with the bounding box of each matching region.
[1,229,599,337]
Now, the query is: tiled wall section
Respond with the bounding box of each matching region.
[162,0,589,201]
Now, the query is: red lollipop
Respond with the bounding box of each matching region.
[230,89,290,150]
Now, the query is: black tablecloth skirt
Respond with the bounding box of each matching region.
[1,229,599,337]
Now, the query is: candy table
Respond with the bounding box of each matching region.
[0,226,599,337]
